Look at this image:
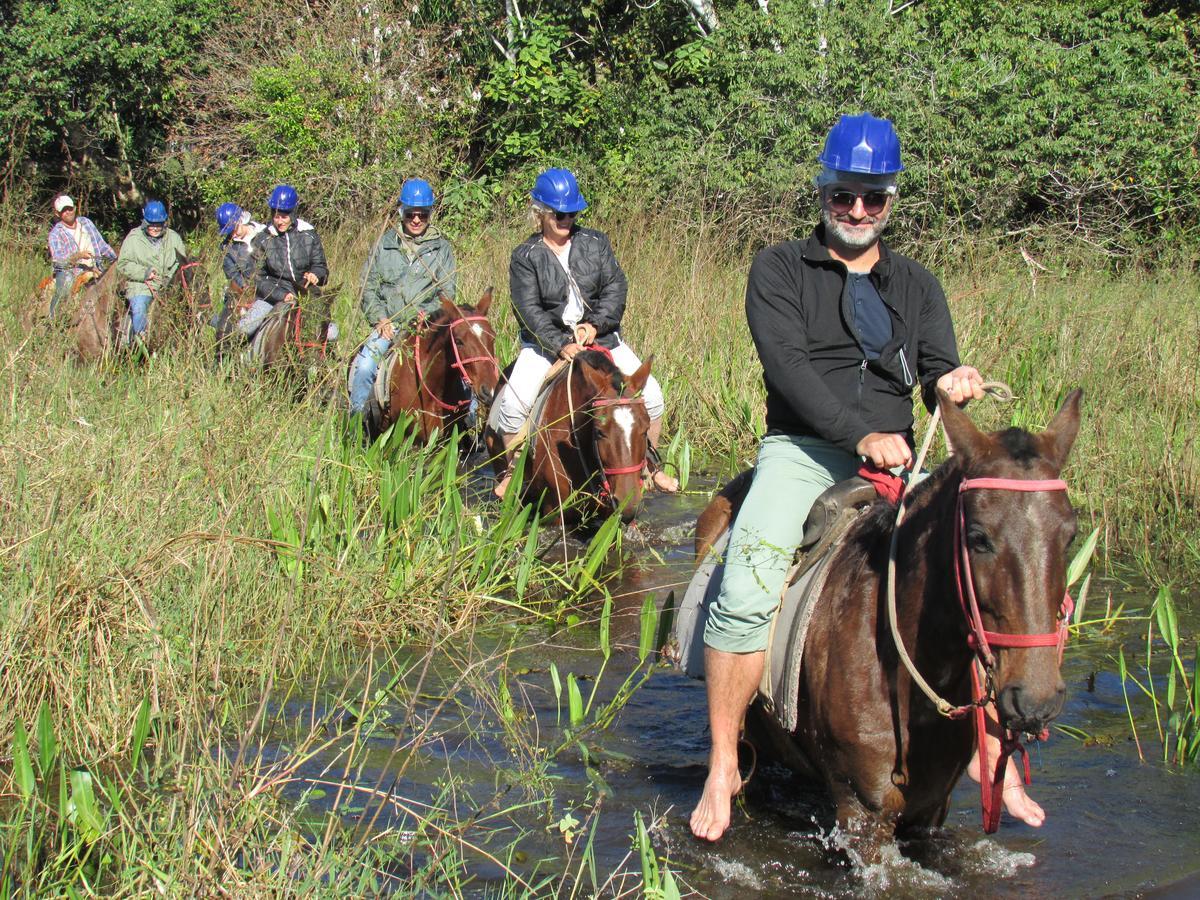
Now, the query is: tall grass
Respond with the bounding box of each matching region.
[1,209,1197,890]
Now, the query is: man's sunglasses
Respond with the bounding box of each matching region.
[553,211,578,222]
[403,208,432,221]
[827,189,891,216]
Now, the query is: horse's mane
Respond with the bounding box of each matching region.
[573,349,625,394]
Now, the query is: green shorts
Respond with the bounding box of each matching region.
[704,433,859,654]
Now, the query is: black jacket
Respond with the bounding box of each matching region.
[746,225,962,454]
[254,220,329,305]
[509,227,626,354]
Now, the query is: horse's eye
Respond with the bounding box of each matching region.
[967,526,994,555]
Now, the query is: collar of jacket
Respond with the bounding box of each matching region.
[269,218,315,237]
[390,224,443,248]
[800,224,894,284]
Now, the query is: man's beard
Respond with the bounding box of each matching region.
[821,206,889,250]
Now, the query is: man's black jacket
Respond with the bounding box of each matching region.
[509,227,626,354]
[746,225,962,454]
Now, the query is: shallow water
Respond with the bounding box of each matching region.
[278,480,1200,896]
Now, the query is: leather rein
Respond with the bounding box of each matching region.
[413,314,498,414]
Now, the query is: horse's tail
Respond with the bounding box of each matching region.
[695,467,755,560]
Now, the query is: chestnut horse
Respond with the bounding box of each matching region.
[248,287,335,373]
[696,389,1083,850]
[363,291,500,444]
[74,257,208,361]
[488,350,654,524]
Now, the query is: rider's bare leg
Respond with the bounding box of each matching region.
[645,418,679,492]
[493,432,520,499]
[966,702,1046,827]
[690,647,763,841]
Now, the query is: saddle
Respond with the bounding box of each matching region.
[671,476,878,732]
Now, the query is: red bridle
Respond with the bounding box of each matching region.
[589,394,646,506]
[953,475,1074,833]
[414,315,498,413]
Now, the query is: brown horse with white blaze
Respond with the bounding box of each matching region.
[488,350,653,524]
[698,388,1083,851]
[364,290,499,444]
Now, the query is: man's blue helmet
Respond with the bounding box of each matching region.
[531,168,588,214]
[399,178,435,209]
[215,202,243,236]
[818,113,905,176]
[142,200,168,224]
[268,184,299,213]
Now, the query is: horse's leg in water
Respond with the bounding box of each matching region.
[829,781,897,865]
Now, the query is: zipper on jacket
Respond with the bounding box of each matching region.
[285,233,296,285]
[857,359,867,413]
[898,347,914,387]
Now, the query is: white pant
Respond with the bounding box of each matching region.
[492,340,665,434]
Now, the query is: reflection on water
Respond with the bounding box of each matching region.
[272,481,1200,896]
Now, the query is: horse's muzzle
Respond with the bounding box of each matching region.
[477,384,495,407]
[997,682,1066,735]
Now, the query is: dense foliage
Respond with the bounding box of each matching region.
[2,0,1197,248]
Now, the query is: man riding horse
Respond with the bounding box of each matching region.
[348,178,457,417]
[690,113,1042,841]
[47,194,116,316]
[115,200,188,342]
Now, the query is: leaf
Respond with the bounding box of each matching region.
[131,695,151,770]
[12,721,36,800]
[36,701,57,776]
[68,768,106,843]
[567,673,584,727]
[599,593,612,660]
[638,593,657,664]
[1066,526,1099,589]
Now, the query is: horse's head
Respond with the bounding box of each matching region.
[441,290,499,407]
[577,352,653,522]
[940,388,1083,736]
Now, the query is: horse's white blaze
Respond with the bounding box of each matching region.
[613,407,635,453]
[470,323,483,338]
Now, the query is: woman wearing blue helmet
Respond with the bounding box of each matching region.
[210,202,266,351]
[238,184,329,339]
[348,178,457,414]
[490,167,676,496]
[115,200,188,340]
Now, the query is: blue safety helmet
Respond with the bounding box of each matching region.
[399,178,435,209]
[817,113,905,176]
[268,184,299,213]
[530,168,588,214]
[142,200,168,224]
[215,202,244,236]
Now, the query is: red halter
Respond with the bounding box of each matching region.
[589,394,646,506]
[953,476,1074,833]
[414,315,498,414]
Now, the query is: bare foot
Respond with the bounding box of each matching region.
[493,474,511,500]
[689,760,741,841]
[968,750,1046,827]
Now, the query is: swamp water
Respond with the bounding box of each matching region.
[260,483,1200,897]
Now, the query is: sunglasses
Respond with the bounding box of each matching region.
[552,211,577,222]
[403,208,431,221]
[827,189,891,216]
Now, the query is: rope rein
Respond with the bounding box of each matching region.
[884,380,1075,833]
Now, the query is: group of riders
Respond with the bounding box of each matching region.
[46,112,1047,839]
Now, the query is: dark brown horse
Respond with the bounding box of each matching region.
[22,267,103,333]
[362,291,500,444]
[73,257,208,361]
[488,350,654,524]
[248,287,335,373]
[696,389,1082,850]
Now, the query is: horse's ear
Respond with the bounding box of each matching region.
[476,287,493,316]
[1039,388,1083,471]
[439,294,460,318]
[938,388,988,462]
[628,354,653,394]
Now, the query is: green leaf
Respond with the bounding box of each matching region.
[638,593,657,664]
[12,721,36,800]
[131,696,151,770]
[68,768,106,843]
[599,593,612,660]
[36,701,57,776]
[567,673,584,727]
[1066,526,1099,589]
